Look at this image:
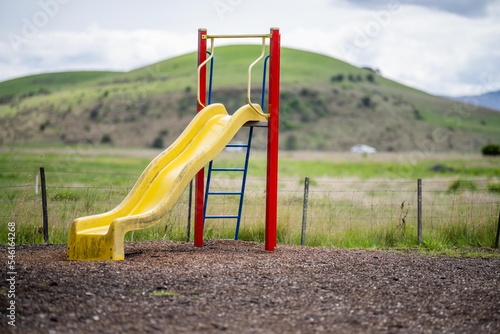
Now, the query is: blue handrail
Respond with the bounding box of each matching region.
[207,50,214,104]
[261,55,270,111]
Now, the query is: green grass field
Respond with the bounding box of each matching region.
[1,146,499,255]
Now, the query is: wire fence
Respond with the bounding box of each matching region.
[1,168,499,248]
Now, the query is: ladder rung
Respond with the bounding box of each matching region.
[207,191,242,195]
[244,121,268,128]
[210,167,245,172]
[226,143,249,148]
[205,215,239,219]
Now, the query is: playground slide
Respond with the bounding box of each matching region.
[67,103,267,260]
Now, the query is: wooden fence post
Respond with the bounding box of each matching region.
[301,177,310,246]
[495,210,500,248]
[417,178,422,245]
[40,167,49,244]
[187,180,193,242]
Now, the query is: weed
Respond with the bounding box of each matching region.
[447,180,477,193]
[149,289,178,297]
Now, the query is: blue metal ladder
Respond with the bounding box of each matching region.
[203,126,255,239]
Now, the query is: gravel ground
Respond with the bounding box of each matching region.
[1,240,499,333]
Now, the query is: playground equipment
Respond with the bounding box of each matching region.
[67,28,280,260]
[195,28,281,251]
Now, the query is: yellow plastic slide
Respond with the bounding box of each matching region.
[67,103,267,260]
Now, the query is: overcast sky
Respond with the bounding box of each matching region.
[0,0,499,96]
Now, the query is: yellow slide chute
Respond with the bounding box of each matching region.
[67,103,266,261]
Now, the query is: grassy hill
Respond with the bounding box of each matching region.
[1,45,499,152]
[0,71,119,100]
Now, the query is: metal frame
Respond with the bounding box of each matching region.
[195,28,280,251]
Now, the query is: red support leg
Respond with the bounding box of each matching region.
[265,28,280,251]
[194,28,207,247]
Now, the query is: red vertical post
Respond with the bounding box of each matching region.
[265,27,280,251]
[194,28,207,247]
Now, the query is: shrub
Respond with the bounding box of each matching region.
[38,88,51,95]
[89,105,100,120]
[288,98,304,111]
[280,119,299,131]
[51,191,80,201]
[330,74,344,83]
[151,136,164,149]
[101,134,113,144]
[447,180,477,193]
[300,88,311,97]
[481,144,500,156]
[487,182,500,193]
[39,120,50,132]
[413,108,424,120]
[285,135,299,150]
[360,96,372,108]
[0,93,15,104]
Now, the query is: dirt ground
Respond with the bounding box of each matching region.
[1,240,499,334]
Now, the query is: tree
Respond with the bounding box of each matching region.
[285,135,299,150]
[481,144,500,156]
[360,96,372,108]
[151,136,164,149]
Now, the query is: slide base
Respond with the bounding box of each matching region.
[67,227,125,261]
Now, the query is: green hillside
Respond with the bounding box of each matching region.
[0,71,120,100]
[0,45,499,152]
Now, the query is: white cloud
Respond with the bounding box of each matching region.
[346,0,498,17]
[0,0,498,97]
[0,25,196,78]
[324,2,500,96]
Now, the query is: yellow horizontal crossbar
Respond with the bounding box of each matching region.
[203,34,272,39]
